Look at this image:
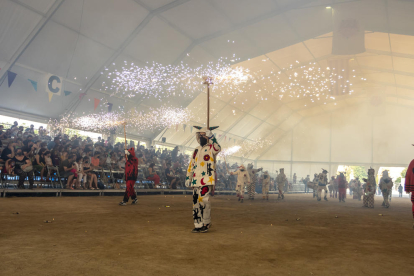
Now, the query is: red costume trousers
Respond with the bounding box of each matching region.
[123,180,137,202]
[339,188,346,201]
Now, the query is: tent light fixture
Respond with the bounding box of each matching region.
[326,6,332,9]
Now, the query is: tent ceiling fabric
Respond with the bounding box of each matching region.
[1,0,414,159]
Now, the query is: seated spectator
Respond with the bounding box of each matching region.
[44,150,54,181]
[74,156,85,189]
[82,156,97,190]
[0,125,5,139]
[33,148,47,185]
[59,153,76,189]
[12,148,34,189]
[91,152,101,169]
[165,162,178,189]
[147,163,160,187]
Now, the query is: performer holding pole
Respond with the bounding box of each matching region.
[186,77,221,233]
[119,122,138,206]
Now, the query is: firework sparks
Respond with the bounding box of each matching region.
[52,106,192,135]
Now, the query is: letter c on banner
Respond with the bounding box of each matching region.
[48,75,61,93]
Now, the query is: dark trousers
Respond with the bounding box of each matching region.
[411,193,414,219]
[15,169,34,189]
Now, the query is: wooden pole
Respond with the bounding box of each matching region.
[203,77,212,130]
[207,81,210,129]
[123,122,127,159]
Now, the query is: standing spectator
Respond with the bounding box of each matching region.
[1,142,15,162]
[398,184,403,197]
[48,137,59,150]
[38,126,46,137]
[12,148,34,189]
[171,146,179,163]
[26,124,35,134]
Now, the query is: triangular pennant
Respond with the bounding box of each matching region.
[79,93,86,100]
[7,71,17,87]
[94,98,100,111]
[28,79,37,91]
[107,103,113,112]
[225,136,227,141]
[183,124,187,131]
[48,92,53,102]
[64,90,71,96]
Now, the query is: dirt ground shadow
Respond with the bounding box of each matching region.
[1,193,413,276]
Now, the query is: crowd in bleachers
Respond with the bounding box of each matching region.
[0,121,288,193]
[0,121,197,190]
[0,122,196,189]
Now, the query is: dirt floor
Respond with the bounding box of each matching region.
[1,193,413,276]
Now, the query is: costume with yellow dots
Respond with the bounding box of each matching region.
[186,127,221,231]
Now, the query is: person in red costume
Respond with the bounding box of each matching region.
[119,147,138,206]
[338,172,347,203]
[404,156,414,229]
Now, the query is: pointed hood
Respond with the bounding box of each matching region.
[127,147,136,157]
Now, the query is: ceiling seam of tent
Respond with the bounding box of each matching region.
[172,0,317,65]
[186,3,303,145]
[384,0,398,89]
[67,0,191,116]
[0,0,65,83]
[64,0,84,79]
[210,5,307,141]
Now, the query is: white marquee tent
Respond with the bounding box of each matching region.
[1,0,414,178]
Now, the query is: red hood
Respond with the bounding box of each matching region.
[127,147,136,157]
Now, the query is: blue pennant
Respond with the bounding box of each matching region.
[7,71,17,87]
[28,79,37,91]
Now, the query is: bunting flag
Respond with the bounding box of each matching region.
[64,90,71,96]
[94,98,100,111]
[28,79,37,91]
[225,136,227,141]
[48,92,53,102]
[183,124,187,131]
[7,71,17,87]
[107,103,113,112]
[79,93,86,100]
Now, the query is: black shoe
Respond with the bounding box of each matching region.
[192,228,201,233]
[200,225,209,233]
[324,196,328,201]
[132,198,138,205]
[119,201,127,206]
[317,198,321,201]
[241,199,244,203]
[238,197,240,201]
[282,194,284,199]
